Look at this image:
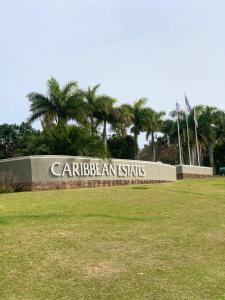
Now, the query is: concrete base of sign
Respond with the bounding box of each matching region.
[0,156,177,191]
[176,165,213,180]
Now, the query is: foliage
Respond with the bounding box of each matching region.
[214,142,225,172]
[78,84,116,134]
[119,98,153,160]
[93,94,118,150]
[1,77,225,169]
[26,124,106,158]
[165,106,225,171]
[27,77,85,126]
[108,134,136,159]
[0,123,39,159]
[140,136,177,164]
[145,110,166,162]
[111,104,134,136]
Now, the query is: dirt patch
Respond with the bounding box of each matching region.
[85,261,122,278]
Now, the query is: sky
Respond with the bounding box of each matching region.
[1,0,225,147]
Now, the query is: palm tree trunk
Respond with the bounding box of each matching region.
[134,133,139,160]
[199,145,204,166]
[102,120,107,152]
[90,116,95,134]
[208,143,215,173]
[151,132,156,162]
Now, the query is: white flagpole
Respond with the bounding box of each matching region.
[194,108,200,166]
[177,111,182,165]
[185,112,192,165]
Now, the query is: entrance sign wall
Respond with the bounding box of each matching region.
[176,165,213,179]
[0,156,176,191]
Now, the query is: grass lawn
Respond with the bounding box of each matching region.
[1,177,225,300]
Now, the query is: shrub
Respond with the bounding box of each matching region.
[0,171,17,193]
[26,125,107,158]
[108,135,136,159]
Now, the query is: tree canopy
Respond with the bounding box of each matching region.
[1,77,224,173]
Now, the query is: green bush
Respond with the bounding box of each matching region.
[108,134,136,159]
[25,124,107,158]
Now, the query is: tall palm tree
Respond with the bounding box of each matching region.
[79,84,117,151]
[166,106,224,169]
[195,106,220,171]
[125,98,152,160]
[78,84,103,134]
[111,104,134,137]
[146,110,165,161]
[27,77,84,127]
[168,108,205,165]
[95,96,117,151]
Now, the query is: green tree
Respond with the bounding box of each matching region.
[111,104,134,137]
[78,84,103,133]
[195,106,223,171]
[108,134,136,159]
[27,77,84,127]
[124,98,152,160]
[79,84,117,151]
[0,123,39,159]
[145,110,165,161]
[95,96,117,151]
[214,142,225,172]
[140,136,177,164]
[164,106,225,170]
[26,125,106,158]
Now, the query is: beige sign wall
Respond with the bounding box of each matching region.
[176,164,213,179]
[0,156,176,190]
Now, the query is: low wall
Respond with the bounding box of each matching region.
[0,156,177,191]
[176,165,213,179]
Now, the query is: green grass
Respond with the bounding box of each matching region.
[1,178,225,300]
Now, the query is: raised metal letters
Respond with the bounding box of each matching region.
[50,162,146,178]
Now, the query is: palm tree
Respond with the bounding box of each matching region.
[27,77,84,127]
[195,106,220,171]
[111,104,134,137]
[146,110,165,161]
[78,84,103,134]
[166,106,224,169]
[168,108,204,165]
[79,84,117,151]
[94,96,117,151]
[125,98,152,160]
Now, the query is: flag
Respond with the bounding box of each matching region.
[176,102,182,113]
[194,108,198,128]
[185,95,192,113]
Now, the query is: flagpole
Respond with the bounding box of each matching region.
[184,93,192,165]
[185,112,192,165]
[177,111,182,165]
[194,108,200,166]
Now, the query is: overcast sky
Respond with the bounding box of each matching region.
[1,0,225,146]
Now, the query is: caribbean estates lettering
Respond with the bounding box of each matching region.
[50,162,146,178]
